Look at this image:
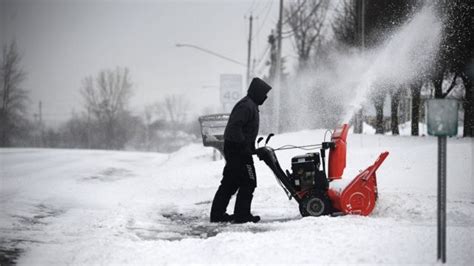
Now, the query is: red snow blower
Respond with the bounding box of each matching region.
[255,124,389,217]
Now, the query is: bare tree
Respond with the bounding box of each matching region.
[371,89,386,134]
[390,87,402,135]
[80,67,132,149]
[284,0,330,70]
[158,94,189,127]
[142,105,154,151]
[332,0,358,47]
[0,41,27,147]
[141,94,192,152]
[410,80,422,136]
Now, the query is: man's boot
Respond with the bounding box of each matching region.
[233,214,260,223]
[210,213,234,223]
[233,185,259,223]
[210,179,239,223]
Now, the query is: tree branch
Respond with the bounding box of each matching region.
[442,73,458,98]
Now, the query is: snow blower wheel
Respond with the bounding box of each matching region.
[299,190,330,217]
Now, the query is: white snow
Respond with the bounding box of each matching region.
[1,130,473,264]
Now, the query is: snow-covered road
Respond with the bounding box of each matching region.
[1,131,473,264]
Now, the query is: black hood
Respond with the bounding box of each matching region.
[247,77,272,105]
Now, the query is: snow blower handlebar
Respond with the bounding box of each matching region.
[255,146,299,201]
[265,133,275,145]
[268,142,335,152]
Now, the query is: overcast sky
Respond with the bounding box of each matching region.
[1,0,286,126]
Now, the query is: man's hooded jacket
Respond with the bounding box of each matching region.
[224,77,272,157]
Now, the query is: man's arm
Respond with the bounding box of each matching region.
[225,103,250,144]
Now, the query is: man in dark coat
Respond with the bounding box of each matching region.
[210,77,272,223]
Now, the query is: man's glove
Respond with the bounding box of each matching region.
[255,148,266,160]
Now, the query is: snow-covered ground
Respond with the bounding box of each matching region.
[1,130,473,264]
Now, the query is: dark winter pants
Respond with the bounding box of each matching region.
[210,154,257,220]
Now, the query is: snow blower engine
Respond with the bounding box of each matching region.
[255,124,389,217]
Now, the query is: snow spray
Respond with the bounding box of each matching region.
[341,5,442,123]
[281,5,442,130]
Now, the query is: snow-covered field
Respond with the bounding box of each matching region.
[1,130,473,264]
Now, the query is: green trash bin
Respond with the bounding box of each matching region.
[426,99,458,137]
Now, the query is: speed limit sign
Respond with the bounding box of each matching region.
[220,74,242,107]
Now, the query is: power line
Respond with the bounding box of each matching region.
[282,0,327,36]
[254,0,274,38]
[255,44,270,72]
[175,43,246,67]
[250,1,277,80]
[246,0,258,15]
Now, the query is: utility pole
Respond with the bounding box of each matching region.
[354,0,365,134]
[268,31,277,79]
[358,0,365,133]
[274,0,283,133]
[87,106,91,149]
[246,14,253,86]
[361,0,365,49]
[38,101,43,147]
[252,58,256,77]
[39,101,42,125]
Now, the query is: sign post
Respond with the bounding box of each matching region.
[426,99,458,264]
[220,74,243,113]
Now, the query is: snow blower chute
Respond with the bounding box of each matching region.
[255,124,389,217]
